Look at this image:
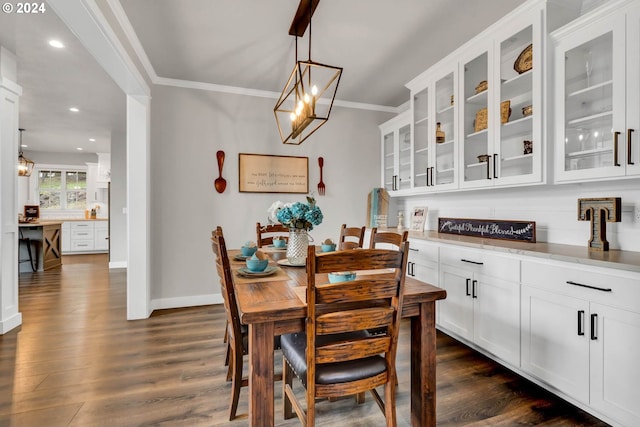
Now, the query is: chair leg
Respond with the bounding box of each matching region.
[224,341,230,368]
[228,349,243,421]
[283,360,294,420]
[356,392,366,404]
[384,380,397,427]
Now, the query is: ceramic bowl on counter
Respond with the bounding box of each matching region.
[246,257,269,272]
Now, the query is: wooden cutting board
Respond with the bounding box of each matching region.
[367,188,389,228]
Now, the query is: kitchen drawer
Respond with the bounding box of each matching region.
[407,239,439,285]
[71,240,95,251]
[440,245,519,282]
[70,221,94,231]
[71,229,94,240]
[522,260,640,314]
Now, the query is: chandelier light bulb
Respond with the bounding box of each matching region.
[304,93,310,103]
[312,85,318,96]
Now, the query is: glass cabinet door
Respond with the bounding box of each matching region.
[434,72,457,188]
[462,50,491,186]
[554,12,626,181]
[413,88,429,188]
[398,123,412,190]
[383,130,395,191]
[497,24,536,180]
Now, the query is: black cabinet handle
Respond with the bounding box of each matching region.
[493,154,498,178]
[566,280,612,292]
[430,167,434,186]
[409,248,419,252]
[577,310,585,336]
[461,259,483,265]
[426,167,430,186]
[472,279,478,298]
[465,278,471,296]
[591,313,598,340]
[614,131,621,166]
[486,160,491,180]
[628,129,635,165]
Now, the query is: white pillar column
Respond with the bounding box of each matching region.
[0,46,23,334]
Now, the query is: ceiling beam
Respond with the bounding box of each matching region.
[288,0,320,37]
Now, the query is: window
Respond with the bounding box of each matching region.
[37,168,87,211]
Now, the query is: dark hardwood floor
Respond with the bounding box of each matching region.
[0,255,609,426]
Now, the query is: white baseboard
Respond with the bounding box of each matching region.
[150,293,223,311]
[109,261,127,269]
[0,312,22,334]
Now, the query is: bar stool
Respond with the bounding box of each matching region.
[18,229,38,272]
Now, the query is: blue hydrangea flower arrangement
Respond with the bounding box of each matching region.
[268,196,323,230]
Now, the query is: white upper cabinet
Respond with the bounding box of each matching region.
[553,0,640,182]
[380,111,411,193]
[460,7,544,189]
[408,63,459,193]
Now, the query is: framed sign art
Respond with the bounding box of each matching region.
[238,153,308,193]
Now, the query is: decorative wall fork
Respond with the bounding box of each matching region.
[317,157,325,195]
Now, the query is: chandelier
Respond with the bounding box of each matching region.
[274,0,342,145]
[18,128,35,177]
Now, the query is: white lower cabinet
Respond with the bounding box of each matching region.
[407,239,439,285]
[438,246,520,367]
[521,259,640,427]
[62,221,109,254]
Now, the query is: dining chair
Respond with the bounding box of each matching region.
[369,228,409,249]
[256,222,289,247]
[281,242,410,427]
[211,227,246,420]
[338,224,366,250]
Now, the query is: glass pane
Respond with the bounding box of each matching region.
[499,25,534,178]
[399,124,412,190]
[383,132,394,191]
[38,170,62,190]
[463,52,489,183]
[66,171,87,190]
[564,32,614,172]
[413,88,429,188]
[40,191,61,210]
[66,191,87,210]
[435,72,455,185]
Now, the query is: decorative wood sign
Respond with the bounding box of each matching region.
[238,153,308,193]
[577,197,621,251]
[438,217,536,242]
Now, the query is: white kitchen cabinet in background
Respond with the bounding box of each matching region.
[61,221,109,254]
[379,111,411,193]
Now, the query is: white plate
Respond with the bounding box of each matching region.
[277,258,305,267]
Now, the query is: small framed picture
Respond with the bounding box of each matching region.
[411,207,427,231]
[24,204,40,220]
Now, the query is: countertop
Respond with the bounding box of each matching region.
[44,218,108,222]
[18,221,63,227]
[399,229,640,274]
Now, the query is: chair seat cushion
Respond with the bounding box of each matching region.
[281,332,386,386]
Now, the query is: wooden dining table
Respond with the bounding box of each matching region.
[230,248,447,427]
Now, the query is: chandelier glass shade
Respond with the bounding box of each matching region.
[18,128,34,177]
[274,0,342,145]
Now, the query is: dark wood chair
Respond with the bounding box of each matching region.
[256,222,289,247]
[211,227,246,420]
[281,242,410,427]
[369,228,409,249]
[338,224,365,250]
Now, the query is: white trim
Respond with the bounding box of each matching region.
[109,261,127,269]
[106,0,158,82]
[0,313,22,334]
[151,293,223,311]
[0,76,23,96]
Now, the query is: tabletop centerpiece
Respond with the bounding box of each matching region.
[268,196,323,265]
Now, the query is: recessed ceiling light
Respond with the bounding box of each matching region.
[69,107,79,112]
[49,40,64,49]
[89,138,96,142]
[76,147,83,151]
[21,144,28,148]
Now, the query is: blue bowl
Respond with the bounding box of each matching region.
[241,246,257,257]
[321,243,336,252]
[246,258,269,272]
[273,239,286,248]
[328,271,356,283]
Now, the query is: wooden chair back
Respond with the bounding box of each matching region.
[256,222,289,247]
[369,228,409,249]
[338,224,366,250]
[304,242,409,424]
[211,226,246,419]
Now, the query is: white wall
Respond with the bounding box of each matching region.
[397,178,640,252]
[109,130,127,267]
[149,85,391,308]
